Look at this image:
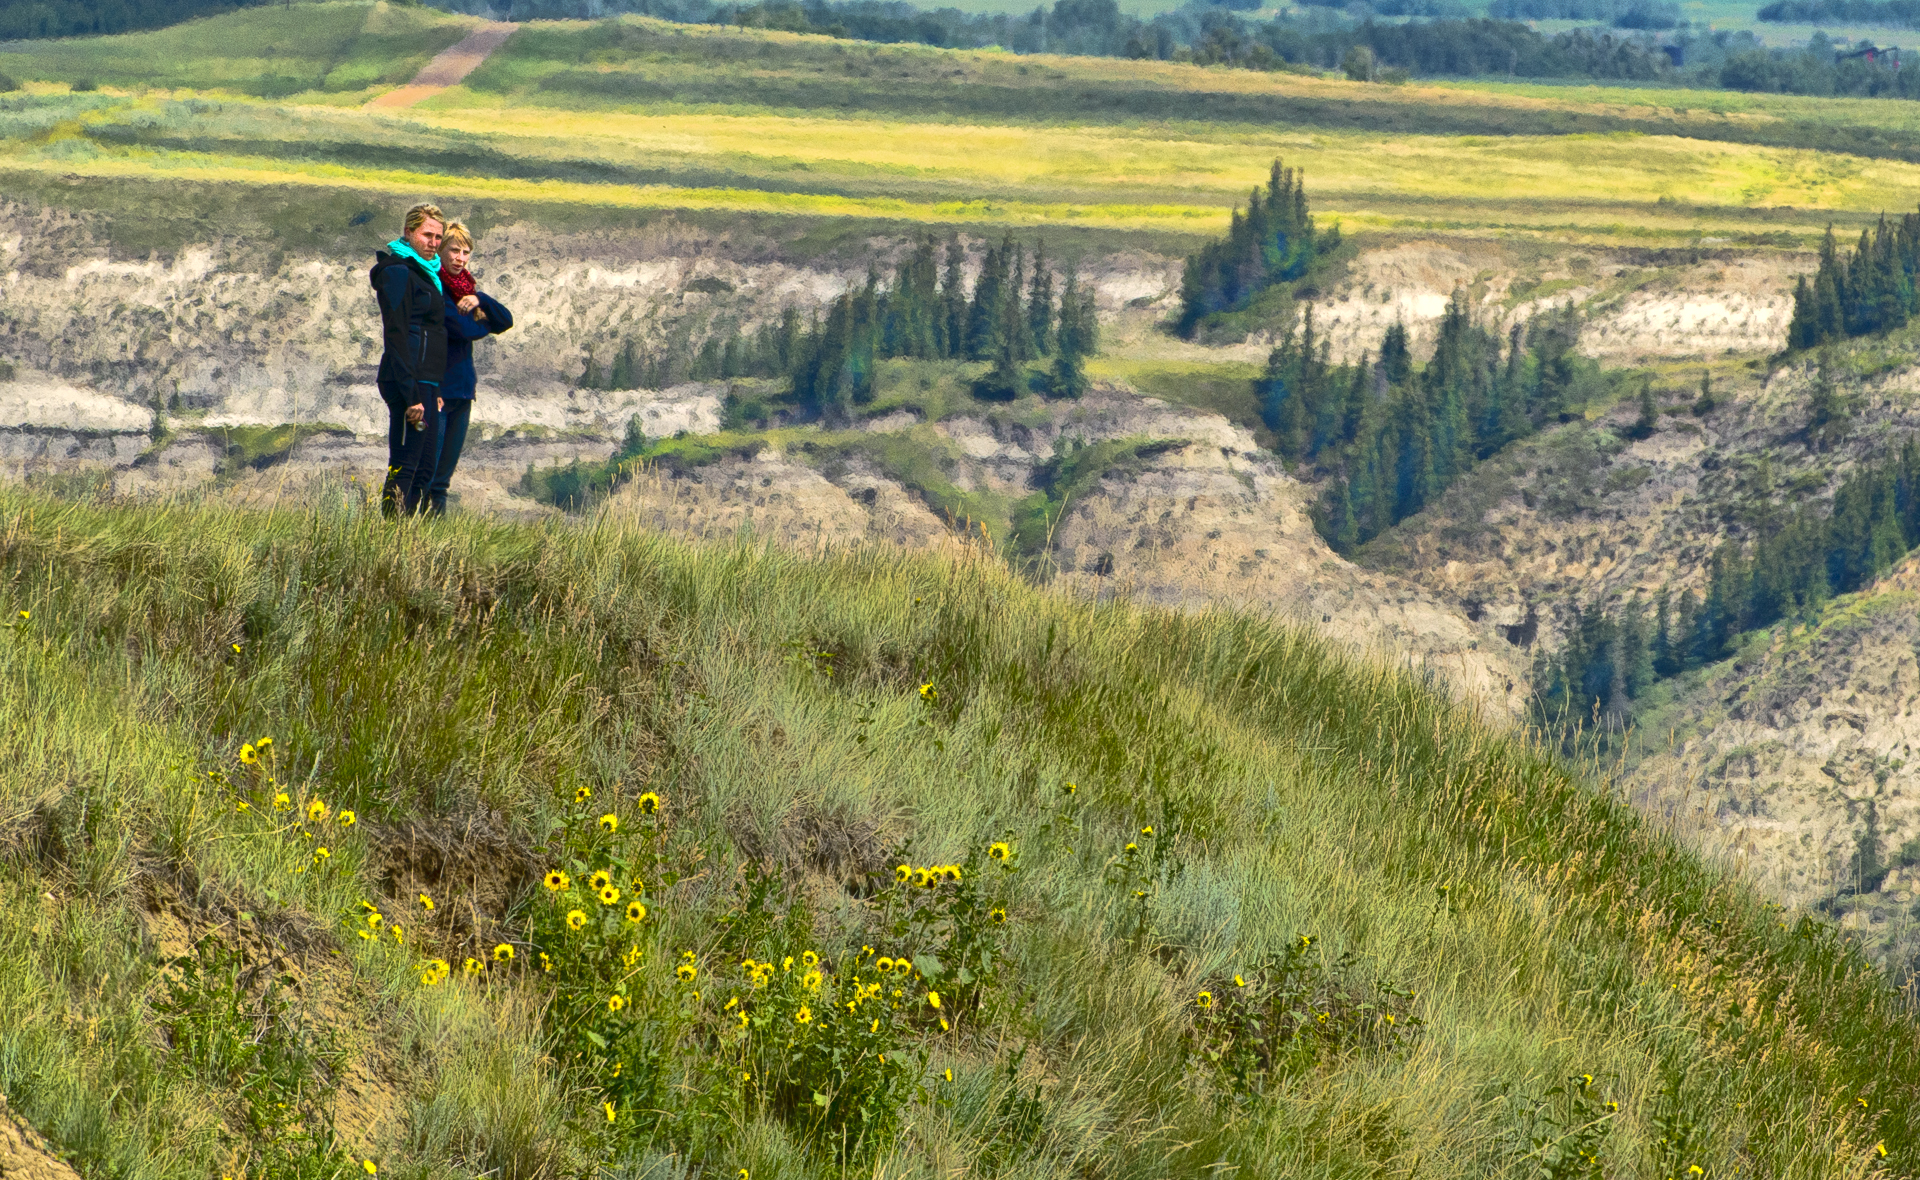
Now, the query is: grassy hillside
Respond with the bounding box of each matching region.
[1,483,1918,1178]
[0,2,471,97]
[8,6,1920,247]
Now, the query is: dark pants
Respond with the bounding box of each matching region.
[379,380,441,517]
[426,398,472,516]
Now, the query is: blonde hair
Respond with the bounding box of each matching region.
[442,220,473,250]
[401,203,445,237]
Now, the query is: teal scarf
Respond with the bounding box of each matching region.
[386,239,442,291]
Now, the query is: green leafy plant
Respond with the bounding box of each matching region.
[1187,936,1422,1098]
[152,936,354,1179]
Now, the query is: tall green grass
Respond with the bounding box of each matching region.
[0,482,1916,1178]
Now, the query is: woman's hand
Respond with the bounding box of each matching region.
[457,294,481,314]
[406,402,425,427]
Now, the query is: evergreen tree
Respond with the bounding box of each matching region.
[1009,243,1037,362]
[967,238,1010,360]
[1050,264,1092,399]
[1627,377,1658,440]
[1692,369,1716,416]
[1028,240,1055,356]
[940,236,968,360]
[1784,213,1920,350]
[1807,350,1851,450]
[1177,158,1334,338]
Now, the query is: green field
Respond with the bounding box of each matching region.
[5,485,1920,1178]
[7,4,1920,251]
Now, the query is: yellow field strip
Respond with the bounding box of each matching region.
[0,151,1228,232]
[392,103,1920,222]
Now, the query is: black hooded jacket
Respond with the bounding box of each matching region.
[370,250,448,405]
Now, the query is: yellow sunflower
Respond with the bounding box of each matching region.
[543,870,569,892]
[566,909,587,931]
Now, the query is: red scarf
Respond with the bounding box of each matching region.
[444,266,477,303]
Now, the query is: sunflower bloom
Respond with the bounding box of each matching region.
[803,970,822,991]
[391,925,404,945]
[306,799,328,823]
[894,864,911,883]
[604,1100,617,1123]
[598,813,618,833]
[794,1006,812,1025]
[676,963,698,983]
[802,950,819,968]
[927,991,941,1009]
[589,870,612,892]
[419,892,434,911]
[273,792,291,811]
[876,957,895,973]
[239,744,258,765]
[1197,991,1214,1010]
[599,885,620,906]
[339,810,356,827]
[1234,974,1246,988]
[638,792,661,814]
[626,900,646,923]
[363,1162,377,1176]
[566,909,587,931]
[988,907,1007,924]
[575,785,592,803]
[493,943,514,963]
[737,1009,750,1029]
[988,842,1011,861]
[543,870,569,892]
[608,994,627,1012]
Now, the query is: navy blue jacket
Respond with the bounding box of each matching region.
[442,291,513,400]
[370,251,447,405]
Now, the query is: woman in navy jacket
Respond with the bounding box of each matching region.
[426,221,513,517]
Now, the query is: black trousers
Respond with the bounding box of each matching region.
[425,398,472,516]
[379,380,441,517]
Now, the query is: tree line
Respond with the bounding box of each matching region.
[1177,160,1337,339]
[1787,216,1920,350]
[0,0,266,40]
[1534,435,1920,728]
[1758,0,1920,25]
[581,234,1099,416]
[1262,293,1603,550]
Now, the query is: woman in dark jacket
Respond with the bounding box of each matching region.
[370,202,448,517]
[425,220,513,517]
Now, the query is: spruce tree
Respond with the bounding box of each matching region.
[1627,377,1658,440]
[1050,264,1090,399]
[1009,243,1037,362]
[1028,239,1055,356]
[1692,370,1716,416]
[940,236,968,360]
[1807,350,1850,450]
